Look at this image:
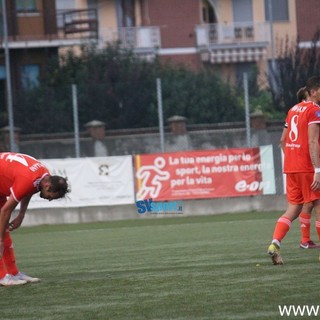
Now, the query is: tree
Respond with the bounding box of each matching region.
[157,63,245,124]
[268,30,320,114]
[15,43,159,133]
[235,65,275,120]
[13,42,245,134]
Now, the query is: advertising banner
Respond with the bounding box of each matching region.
[28,156,135,208]
[134,146,275,201]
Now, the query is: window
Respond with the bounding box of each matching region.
[0,66,5,80]
[264,0,289,22]
[21,64,40,89]
[233,0,253,23]
[55,0,76,10]
[16,0,37,13]
[87,0,98,10]
[202,0,216,24]
[56,0,77,29]
[116,0,135,27]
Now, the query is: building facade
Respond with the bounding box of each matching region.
[0,0,317,155]
[0,0,307,97]
[0,0,96,104]
[67,0,298,84]
[296,0,320,47]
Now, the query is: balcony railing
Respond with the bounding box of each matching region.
[99,26,161,50]
[59,9,98,39]
[0,8,160,52]
[195,22,270,47]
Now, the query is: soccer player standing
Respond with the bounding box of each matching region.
[268,76,320,264]
[279,87,319,249]
[0,152,70,285]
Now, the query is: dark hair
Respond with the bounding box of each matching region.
[306,76,320,94]
[48,176,70,198]
[296,86,307,102]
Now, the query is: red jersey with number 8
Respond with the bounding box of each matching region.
[0,152,49,202]
[284,101,320,173]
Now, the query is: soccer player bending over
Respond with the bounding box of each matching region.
[0,152,70,285]
[268,76,320,264]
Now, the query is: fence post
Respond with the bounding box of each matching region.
[72,84,80,158]
[2,0,16,152]
[243,73,251,147]
[156,78,165,152]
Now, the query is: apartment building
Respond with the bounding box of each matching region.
[296,0,320,48]
[65,0,297,84]
[196,0,297,84]
[0,0,56,99]
[0,0,313,97]
[0,0,97,103]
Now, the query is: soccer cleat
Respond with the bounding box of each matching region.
[268,243,284,265]
[299,240,320,249]
[14,272,41,283]
[0,274,27,286]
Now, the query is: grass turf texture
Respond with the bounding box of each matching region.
[1,211,319,320]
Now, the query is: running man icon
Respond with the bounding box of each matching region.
[136,157,170,199]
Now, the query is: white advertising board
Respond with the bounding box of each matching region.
[28,156,135,208]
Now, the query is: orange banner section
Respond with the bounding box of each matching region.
[135,147,274,201]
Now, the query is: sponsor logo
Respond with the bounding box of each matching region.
[135,198,183,214]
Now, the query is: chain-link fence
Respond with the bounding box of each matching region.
[0,76,285,193]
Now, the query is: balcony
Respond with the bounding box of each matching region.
[0,7,160,57]
[99,26,161,59]
[0,9,98,49]
[195,22,270,63]
[61,9,98,39]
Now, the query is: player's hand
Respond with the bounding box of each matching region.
[311,173,320,191]
[0,240,3,259]
[8,216,23,231]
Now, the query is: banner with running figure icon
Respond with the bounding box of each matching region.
[134,145,276,201]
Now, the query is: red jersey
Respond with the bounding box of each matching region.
[284,101,320,173]
[0,152,49,202]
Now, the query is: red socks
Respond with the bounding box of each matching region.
[299,213,311,243]
[272,216,292,243]
[3,244,18,276]
[0,231,19,278]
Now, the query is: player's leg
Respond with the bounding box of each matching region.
[299,202,319,248]
[3,229,40,283]
[268,173,303,265]
[0,194,40,284]
[313,200,320,251]
[0,233,7,280]
[3,229,18,275]
[0,230,26,286]
[268,202,302,264]
[0,197,25,286]
[302,174,320,258]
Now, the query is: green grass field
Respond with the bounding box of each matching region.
[1,211,320,320]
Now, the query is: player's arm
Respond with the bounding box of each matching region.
[9,194,32,231]
[308,123,320,190]
[0,195,19,258]
[279,127,287,151]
